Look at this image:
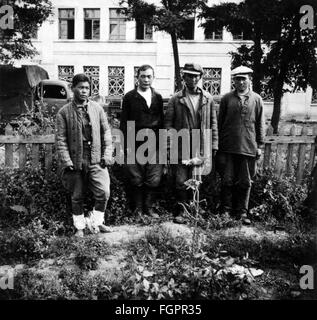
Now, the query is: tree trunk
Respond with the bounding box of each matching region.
[170,31,182,92]
[251,29,263,94]
[271,79,284,134]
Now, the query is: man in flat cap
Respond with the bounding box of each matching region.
[216,66,265,224]
[164,63,218,224]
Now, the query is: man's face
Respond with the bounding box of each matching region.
[138,68,154,90]
[183,73,201,91]
[72,81,90,102]
[234,75,250,92]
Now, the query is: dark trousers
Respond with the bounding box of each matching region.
[62,144,110,215]
[216,152,256,214]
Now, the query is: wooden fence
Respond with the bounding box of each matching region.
[0,123,316,184]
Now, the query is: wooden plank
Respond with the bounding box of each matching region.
[296,127,308,184]
[19,144,27,169]
[263,136,314,144]
[308,142,316,174]
[309,126,317,174]
[0,134,55,144]
[45,144,53,171]
[31,144,40,166]
[4,124,14,168]
[274,144,284,177]
[286,125,297,176]
[263,143,272,169]
[44,127,54,172]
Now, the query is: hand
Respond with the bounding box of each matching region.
[100,158,113,168]
[256,148,262,160]
[65,165,74,171]
[212,150,217,158]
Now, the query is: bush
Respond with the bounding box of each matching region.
[249,169,308,224]
[0,220,52,264]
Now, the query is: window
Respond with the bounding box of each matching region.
[135,20,152,40]
[108,66,125,96]
[58,65,74,85]
[109,8,126,40]
[84,9,100,40]
[84,66,100,96]
[59,9,75,39]
[134,66,139,87]
[178,19,195,40]
[205,20,223,40]
[202,68,221,95]
[232,30,252,41]
[43,85,68,99]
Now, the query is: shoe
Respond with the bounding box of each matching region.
[74,230,84,238]
[99,224,113,233]
[240,212,251,225]
[85,216,99,234]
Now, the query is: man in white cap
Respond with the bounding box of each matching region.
[164,63,218,224]
[216,66,265,224]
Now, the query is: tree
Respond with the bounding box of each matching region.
[0,0,52,64]
[119,0,206,91]
[201,0,317,133]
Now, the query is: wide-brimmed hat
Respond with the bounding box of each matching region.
[183,63,203,75]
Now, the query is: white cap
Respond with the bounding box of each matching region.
[231,66,253,78]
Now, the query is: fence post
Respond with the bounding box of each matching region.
[286,124,296,176]
[308,126,317,174]
[4,124,14,168]
[263,125,274,169]
[275,127,285,178]
[296,126,308,184]
[44,127,53,172]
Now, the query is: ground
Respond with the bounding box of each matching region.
[1,217,316,300]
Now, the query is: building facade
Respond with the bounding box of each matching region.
[20,0,317,119]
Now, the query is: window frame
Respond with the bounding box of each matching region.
[109,8,126,40]
[84,8,100,40]
[58,8,75,40]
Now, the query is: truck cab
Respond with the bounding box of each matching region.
[36,79,73,114]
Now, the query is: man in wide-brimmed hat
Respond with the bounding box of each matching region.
[164,62,218,224]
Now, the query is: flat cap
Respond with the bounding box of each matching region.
[183,63,203,75]
[231,66,253,78]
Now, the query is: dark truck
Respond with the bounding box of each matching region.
[0,64,72,121]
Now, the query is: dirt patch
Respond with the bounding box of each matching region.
[216,225,289,242]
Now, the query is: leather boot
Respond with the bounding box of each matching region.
[133,186,144,215]
[220,185,233,215]
[174,189,188,224]
[144,187,159,219]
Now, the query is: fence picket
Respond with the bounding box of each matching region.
[19,144,27,169]
[296,127,308,183]
[263,125,274,169]
[4,124,14,168]
[286,125,297,175]
[31,144,40,166]
[44,127,53,171]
